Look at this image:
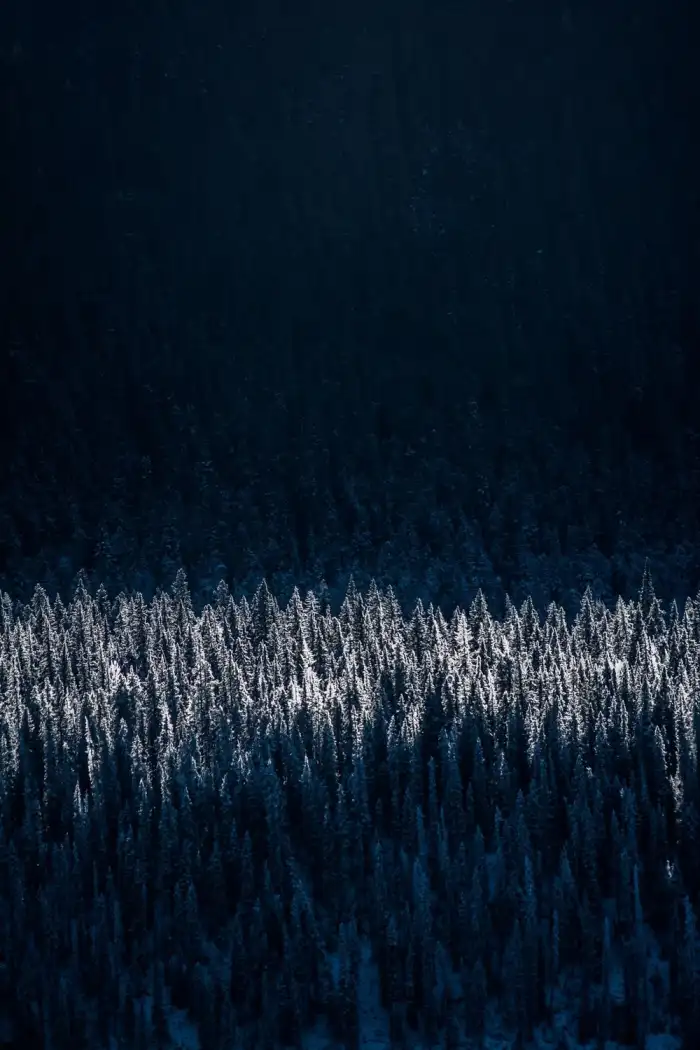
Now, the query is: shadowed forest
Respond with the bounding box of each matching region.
[0,0,699,1045]
[0,568,699,1049]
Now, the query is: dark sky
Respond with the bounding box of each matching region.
[3,0,697,400]
[0,0,698,610]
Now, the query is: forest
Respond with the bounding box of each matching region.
[0,565,697,1049]
[1,2,698,1045]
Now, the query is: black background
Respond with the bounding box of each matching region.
[1,0,698,615]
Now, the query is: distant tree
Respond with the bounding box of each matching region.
[389,1001,406,1050]
[675,896,700,1045]
[462,956,487,1046]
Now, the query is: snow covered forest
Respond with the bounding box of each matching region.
[1,565,698,1050]
[1,4,698,1048]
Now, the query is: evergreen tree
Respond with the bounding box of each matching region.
[675,896,700,1045]
[0,571,697,1047]
[462,956,487,1046]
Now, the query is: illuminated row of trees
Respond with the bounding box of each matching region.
[0,566,698,1047]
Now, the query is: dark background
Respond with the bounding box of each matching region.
[1,0,698,616]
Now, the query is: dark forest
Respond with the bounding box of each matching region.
[0,0,699,1045]
[1,570,700,1048]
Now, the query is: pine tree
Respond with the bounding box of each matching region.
[519,853,540,1032]
[278,963,303,1047]
[334,921,360,1050]
[152,960,170,1049]
[675,896,700,1045]
[502,918,528,1037]
[229,911,249,1016]
[389,1001,407,1049]
[192,962,218,1050]
[462,956,487,1046]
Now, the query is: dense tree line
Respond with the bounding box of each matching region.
[0,565,698,1048]
[0,364,698,625]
